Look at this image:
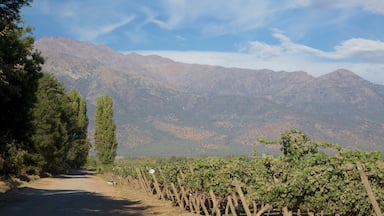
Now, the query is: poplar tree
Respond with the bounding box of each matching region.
[66,88,90,168]
[94,94,117,164]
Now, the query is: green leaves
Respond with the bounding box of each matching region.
[94,94,117,165]
[29,74,89,174]
[0,1,90,175]
[66,88,90,168]
[109,130,384,215]
[0,0,43,174]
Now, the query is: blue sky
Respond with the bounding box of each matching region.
[22,0,384,84]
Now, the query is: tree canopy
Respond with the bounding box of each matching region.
[0,0,43,174]
[1,0,90,175]
[94,94,117,165]
[30,74,90,173]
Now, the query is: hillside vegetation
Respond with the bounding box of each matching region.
[35,37,384,157]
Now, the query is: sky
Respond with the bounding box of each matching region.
[22,0,384,84]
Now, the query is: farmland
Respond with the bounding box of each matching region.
[106,130,384,215]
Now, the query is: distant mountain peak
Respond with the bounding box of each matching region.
[320,69,362,80]
[36,37,125,61]
[33,37,384,156]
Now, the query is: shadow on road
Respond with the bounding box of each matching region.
[55,169,95,179]
[0,187,151,216]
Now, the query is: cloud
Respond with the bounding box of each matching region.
[127,32,384,85]
[26,0,384,84]
[334,38,384,62]
[290,0,384,13]
[149,0,274,34]
[75,16,135,41]
[246,30,384,62]
[27,0,137,41]
[147,0,384,36]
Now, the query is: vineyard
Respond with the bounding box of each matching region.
[106,130,384,215]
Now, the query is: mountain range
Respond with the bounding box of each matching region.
[34,37,384,157]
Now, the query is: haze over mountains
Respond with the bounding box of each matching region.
[35,37,384,157]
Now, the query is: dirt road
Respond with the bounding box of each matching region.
[0,170,194,216]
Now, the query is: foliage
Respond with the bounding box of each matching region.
[66,88,90,168]
[94,94,117,165]
[109,130,384,215]
[0,0,31,30]
[0,0,44,174]
[30,74,90,174]
[0,0,90,175]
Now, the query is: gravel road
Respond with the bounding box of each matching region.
[0,170,193,216]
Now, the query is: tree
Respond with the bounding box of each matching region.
[0,0,44,174]
[94,94,117,165]
[30,73,69,173]
[66,88,90,168]
[30,75,91,174]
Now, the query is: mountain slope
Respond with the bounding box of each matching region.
[35,37,384,157]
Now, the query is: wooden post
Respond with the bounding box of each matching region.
[135,168,150,193]
[139,168,152,193]
[255,204,272,216]
[180,186,189,207]
[282,207,292,216]
[232,192,239,209]
[252,201,257,216]
[164,186,174,201]
[306,210,314,216]
[209,190,221,216]
[151,173,164,199]
[198,196,210,216]
[225,195,237,216]
[171,182,183,209]
[191,193,200,215]
[188,195,195,213]
[356,162,383,216]
[225,199,230,216]
[232,178,252,216]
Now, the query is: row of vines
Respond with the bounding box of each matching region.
[107,130,384,215]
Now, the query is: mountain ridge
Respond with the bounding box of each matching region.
[35,37,384,157]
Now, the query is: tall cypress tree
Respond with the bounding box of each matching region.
[66,88,90,168]
[94,94,117,165]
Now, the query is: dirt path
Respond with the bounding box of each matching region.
[0,170,195,216]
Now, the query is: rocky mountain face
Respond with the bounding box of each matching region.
[35,37,384,157]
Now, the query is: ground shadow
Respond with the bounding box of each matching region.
[54,169,94,179]
[0,187,151,216]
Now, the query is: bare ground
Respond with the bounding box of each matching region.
[0,170,196,216]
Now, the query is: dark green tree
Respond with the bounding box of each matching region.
[94,94,117,165]
[66,88,90,168]
[30,73,69,173]
[0,0,44,174]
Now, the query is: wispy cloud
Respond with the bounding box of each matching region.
[246,30,384,62]
[25,0,384,84]
[75,16,135,41]
[27,0,137,42]
[147,0,384,35]
[149,0,274,34]
[129,31,384,84]
[291,0,384,14]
